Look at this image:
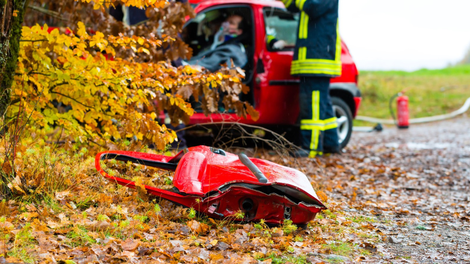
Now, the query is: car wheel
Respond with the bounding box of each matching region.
[331,96,353,149]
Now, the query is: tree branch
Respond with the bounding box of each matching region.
[27,4,69,22]
[20,38,47,42]
[50,91,93,109]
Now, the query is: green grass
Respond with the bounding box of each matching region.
[319,210,337,219]
[322,241,354,256]
[356,64,470,125]
[66,226,96,247]
[9,223,36,263]
[346,215,377,224]
[257,253,308,264]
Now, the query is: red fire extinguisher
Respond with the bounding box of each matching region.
[396,92,409,128]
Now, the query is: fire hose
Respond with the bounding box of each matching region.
[353,96,470,132]
[356,97,470,125]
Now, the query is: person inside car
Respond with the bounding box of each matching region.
[186,12,287,72]
[184,12,248,72]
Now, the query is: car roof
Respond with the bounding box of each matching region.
[193,0,285,10]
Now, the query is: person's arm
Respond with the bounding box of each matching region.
[280,0,336,19]
[280,0,300,13]
[267,35,287,50]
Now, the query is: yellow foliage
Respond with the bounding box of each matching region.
[10,0,249,149]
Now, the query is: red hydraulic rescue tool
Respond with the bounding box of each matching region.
[96,146,326,225]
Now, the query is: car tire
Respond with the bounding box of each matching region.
[331,96,353,149]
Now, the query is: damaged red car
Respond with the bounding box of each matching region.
[96,145,326,225]
[184,0,361,148]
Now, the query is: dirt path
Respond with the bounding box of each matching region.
[334,116,470,263]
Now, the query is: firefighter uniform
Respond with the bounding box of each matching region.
[281,0,341,157]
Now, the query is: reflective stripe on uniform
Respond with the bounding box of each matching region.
[292,63,341,75]
[310,130,320,157]
[292,20,342,76]
[292,68,341,76]
[296,0,307,10]
[324,117,338,130]
[304,91,322,158]
[267,35,276,46]
[283,0,293,8]
[298,12,309,39]
[298,47,307,60]
[309,91,320,152]
[291,57,342,75]
[301,91,338,157]
[335,21,342,64]
[309,150,323,158]
[301,117,338,131]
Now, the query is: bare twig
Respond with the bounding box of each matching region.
[27,4,69,22]
[178,121,302,158]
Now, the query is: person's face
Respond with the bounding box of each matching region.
[225,15,243,35]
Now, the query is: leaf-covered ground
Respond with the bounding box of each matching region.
[2,117,469,263]
[340,116,470,263]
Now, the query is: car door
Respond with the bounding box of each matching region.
[254,7,300,125]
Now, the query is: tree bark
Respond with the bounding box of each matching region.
[0,0,27,119]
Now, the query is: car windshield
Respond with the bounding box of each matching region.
[263,7,298,48]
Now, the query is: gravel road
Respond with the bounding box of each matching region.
[342,116,470,263]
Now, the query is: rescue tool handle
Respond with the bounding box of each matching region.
[95,152,200,211]
[100,153,178,170]
[238,153,268,183]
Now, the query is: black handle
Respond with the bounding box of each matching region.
[238,153,268,183]
[100,153,178,170]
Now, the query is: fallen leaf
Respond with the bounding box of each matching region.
[55,191,70,201]
[187,220,209,235]
[122,238,140,251]
[316,190,329,202]
[210,239,218,246]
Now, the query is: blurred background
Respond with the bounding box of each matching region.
[339,0,470,71]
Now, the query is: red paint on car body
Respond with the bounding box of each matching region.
[96,145,326,224]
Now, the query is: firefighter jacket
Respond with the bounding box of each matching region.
[281,0,342,77]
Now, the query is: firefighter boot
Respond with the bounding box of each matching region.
[290,148,324,158]
[323,146,341,155]
[290,148,310,158]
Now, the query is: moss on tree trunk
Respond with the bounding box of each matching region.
[0,0,27,197]
[0,0,27,118]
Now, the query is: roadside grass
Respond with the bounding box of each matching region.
[356,64,470,125]
[257,253,308,264]
[322,241,354,256]
[8,223,36,263]
[346,215,377,224]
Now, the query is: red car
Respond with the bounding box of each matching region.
[184,0,361,148]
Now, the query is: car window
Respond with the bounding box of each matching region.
[183,7,252,57]
[263,7,298,50]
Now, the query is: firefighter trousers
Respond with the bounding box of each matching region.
[299,77,340,158]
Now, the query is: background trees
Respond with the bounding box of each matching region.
[1,0,250,149]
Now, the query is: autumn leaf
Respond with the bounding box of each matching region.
[187,220,209,235]
[245,102,259,121]
[122,238,140,251]
[0,221,14,232]
[316,190,328,203]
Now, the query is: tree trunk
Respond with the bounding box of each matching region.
[0,0,27,198]
[0,0,27,118]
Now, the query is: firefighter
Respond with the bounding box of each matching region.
[279,0,342,158]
